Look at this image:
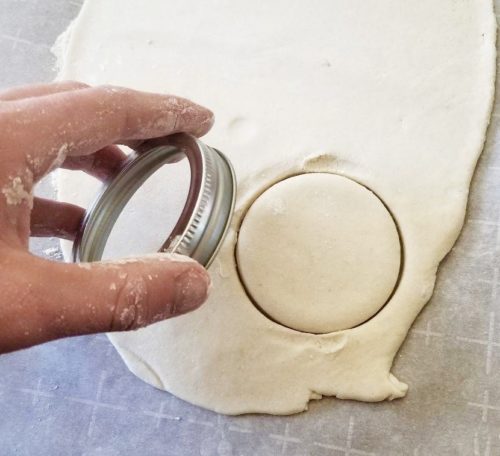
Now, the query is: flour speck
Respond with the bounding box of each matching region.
[2,176,32,207]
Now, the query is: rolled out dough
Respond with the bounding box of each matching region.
[56,0,496,414]
[236,173,401,334]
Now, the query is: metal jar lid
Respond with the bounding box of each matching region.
[72,133,236,267]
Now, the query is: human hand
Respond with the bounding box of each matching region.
[0,81,213,354]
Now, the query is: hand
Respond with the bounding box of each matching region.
[0,81,214,354]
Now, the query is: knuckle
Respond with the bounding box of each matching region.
[65,80,89,89]
[99,85,137,137]
[111,273,151,331]
[100,85,132,100]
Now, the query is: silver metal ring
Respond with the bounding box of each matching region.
[72,133,236,268]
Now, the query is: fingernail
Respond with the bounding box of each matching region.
[193,105,215,135]
[201,107,214,124]
[174,268,211,314]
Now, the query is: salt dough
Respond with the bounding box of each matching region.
[56,0,496,414]
[236,173,401,334]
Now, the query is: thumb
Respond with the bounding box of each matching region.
[3,252,210,352]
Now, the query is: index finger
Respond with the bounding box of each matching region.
[4,86,214,177]
[0,81,88,101]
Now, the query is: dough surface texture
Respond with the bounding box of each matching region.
[236,173,401,334]
[56,0,496,414]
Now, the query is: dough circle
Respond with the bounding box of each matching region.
[236,173,401,333]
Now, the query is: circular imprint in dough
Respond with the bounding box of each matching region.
[236,173,402,334]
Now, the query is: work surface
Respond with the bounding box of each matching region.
[1,1,500,455]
